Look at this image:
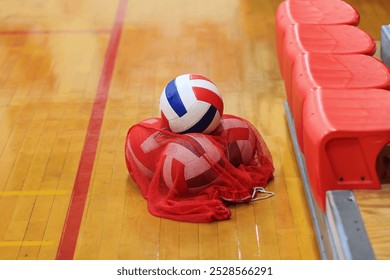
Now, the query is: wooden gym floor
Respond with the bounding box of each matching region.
[0,0,388,260]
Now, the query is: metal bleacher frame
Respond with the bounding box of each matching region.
[284,101,376,260]
[381,25,390,68]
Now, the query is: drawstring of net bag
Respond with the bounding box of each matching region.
[251,186,275,201]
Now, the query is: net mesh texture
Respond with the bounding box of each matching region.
[125,114,274,223]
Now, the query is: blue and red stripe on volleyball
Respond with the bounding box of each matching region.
[161,74,224,133]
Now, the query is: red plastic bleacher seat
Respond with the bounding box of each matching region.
[276,0,360,74]
[283,24,376,105]
[291,53,390,150]
[303,88,390,210]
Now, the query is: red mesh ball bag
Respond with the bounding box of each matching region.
[125,114,274,223]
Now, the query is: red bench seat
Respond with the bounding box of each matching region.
[303,88,390,210]
[282,24,375,105]
[276,0,360,74]
[291,53,390,150]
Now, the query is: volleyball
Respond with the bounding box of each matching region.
[160,74,224,134]
[162,134,223,194]
[125,118,165,181]
[212,115,257,167]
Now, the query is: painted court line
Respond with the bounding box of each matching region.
[55,0,128,260]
